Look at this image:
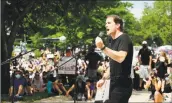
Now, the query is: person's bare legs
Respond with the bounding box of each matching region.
[139,78,143,90]
[53,83,62,94]
[16,85,24,96]
[38,87,46,92]
[154,91,163,103]
[60,83,67,93]
[9,86,14,96]
[161,79,165,92]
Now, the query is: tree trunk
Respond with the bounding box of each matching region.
[1,28,11,95]
[1,0,36,95]
[1,0,11,95]
[1,38,11,94]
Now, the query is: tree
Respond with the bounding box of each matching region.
[1,0,36,94]
[139,1,172,45]
[24,1,137,47]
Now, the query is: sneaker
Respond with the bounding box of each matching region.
[15,95,23,100]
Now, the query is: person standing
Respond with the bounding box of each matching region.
[138,41,152,90]
[95,15,133,103]
[85,45,102,82]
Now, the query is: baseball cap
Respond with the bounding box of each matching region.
[142,41,147,44]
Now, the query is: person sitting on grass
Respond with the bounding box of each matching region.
[31,72,46,93]
[46,74,67,96]
[9,70,27,99]
[65,76,95,100]
[85,79,95,100]
[66,75,86,101]
[23,71,33,95]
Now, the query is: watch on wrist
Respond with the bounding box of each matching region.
[101,45,106,50]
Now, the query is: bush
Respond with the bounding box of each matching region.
[34,49,41,58]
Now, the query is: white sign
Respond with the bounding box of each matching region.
[95,80,110,102]
[58,57,76,74]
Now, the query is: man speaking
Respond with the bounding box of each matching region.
[95,15,133,103]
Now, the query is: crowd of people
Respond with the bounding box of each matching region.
[9,40,172,102]
[8,45,109,101]
[132,41,172,102]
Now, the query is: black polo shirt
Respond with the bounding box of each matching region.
[108,34,133,78]
[138,48,152,65]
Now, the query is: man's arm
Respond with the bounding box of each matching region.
[148,50,152,69]
[102,47,127,63]
[138,50,142,65]
[149,55,152,67]
[95,36,129,63]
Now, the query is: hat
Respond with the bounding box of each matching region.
[67,47,71,50]
[142,41,147,44]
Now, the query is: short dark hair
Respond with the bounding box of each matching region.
[106,15,123,31]
[86,79,91,83]
[15,70,22,74]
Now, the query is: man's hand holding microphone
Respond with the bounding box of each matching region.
[95,36,106,51]
[95,35,107,88]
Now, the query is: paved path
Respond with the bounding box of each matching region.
[32,90,172,103]
[11,90,172,103]
[129,90,172,103]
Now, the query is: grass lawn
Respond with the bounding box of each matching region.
[1,86,71,103]
[1,92,51,103]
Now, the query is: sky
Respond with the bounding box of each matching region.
[124,1,154,20]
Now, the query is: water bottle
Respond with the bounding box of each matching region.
[65,76,69,87]
[66,76,69,84]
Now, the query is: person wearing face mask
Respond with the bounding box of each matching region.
[138,41,152,91]
[155,51,170,94]
[9,70,27,99]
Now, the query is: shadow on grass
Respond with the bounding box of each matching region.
[1,92,59,103]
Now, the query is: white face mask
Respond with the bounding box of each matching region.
[15,74,21,79]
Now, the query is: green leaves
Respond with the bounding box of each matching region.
[77,32,84,39]
[139,1,172,45]
[22,0,142,48]
[29,32,43,48]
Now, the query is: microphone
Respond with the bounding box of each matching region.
[96,31,109,46]
[98,31,105,37]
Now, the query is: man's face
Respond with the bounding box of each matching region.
[105,17,119,36]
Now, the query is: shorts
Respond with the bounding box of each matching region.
[139,65,149,79]
[51,88,59,94]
